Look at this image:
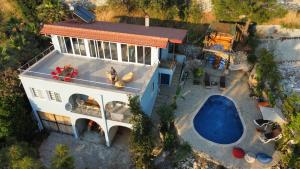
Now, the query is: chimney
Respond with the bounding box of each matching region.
[145,15,150,27]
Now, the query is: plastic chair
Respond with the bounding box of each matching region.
[56,67,62,74]
[64,76,71,82]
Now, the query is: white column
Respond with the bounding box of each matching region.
[99,95,111,147]
[32,109,43,130]
[51,35,61,52]
[117,43,122,62]
[71,118,79,138]
[84,39,91,57]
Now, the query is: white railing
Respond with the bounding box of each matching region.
[18,45,55,72]
[22,70,143,93]
[18,45,157,93]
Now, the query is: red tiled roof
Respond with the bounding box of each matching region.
[40,21,188,48]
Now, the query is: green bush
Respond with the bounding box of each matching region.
[163,131,176,151]
[247,54,257,64]
[193,67,204,78]
[51,144,75,169]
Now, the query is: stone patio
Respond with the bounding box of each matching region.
[39,127,133,169]
[157,66,281,169]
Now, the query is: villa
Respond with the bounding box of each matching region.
[18,18,187,147]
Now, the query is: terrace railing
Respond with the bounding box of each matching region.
[18,45,158,93]
[18,45,55,73]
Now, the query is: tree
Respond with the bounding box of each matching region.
[51,144,75,169]
[277,94,300,168]
[212,0,287,23]
[255,48,282,105]
[0,143,44,169]
[37,0,69,24]
[0,68,37,142]
[129,96,154,169]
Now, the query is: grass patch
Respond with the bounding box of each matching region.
[266,10,300,29]
[0,0,24,21]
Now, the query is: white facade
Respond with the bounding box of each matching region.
[19,32,177,146]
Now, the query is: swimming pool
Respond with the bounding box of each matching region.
[193,95,244,144]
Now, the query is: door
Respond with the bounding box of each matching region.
[160,73,170,85]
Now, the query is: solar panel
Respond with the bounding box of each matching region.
[73,5,96,23]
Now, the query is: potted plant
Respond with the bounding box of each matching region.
[193,67,204,85]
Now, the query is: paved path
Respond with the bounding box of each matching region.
[170,69,280,169]
[39,128,133,169]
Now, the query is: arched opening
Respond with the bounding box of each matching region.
[68,94,101,117]
[75,118,105,144]
[105,101,132,122]
[109,126,131,146]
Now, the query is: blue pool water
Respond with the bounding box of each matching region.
[193,95,244,144]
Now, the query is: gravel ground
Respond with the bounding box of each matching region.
[39,128,133,169]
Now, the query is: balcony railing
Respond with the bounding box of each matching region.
[105,103,132,123]
[18,45,55,72]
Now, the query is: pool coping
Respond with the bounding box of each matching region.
[191,93,247,148]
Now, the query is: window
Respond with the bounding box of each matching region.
[64,37,73,54]
[97,41,104,58]
[72,38,80,55]
[78,39,86,56]
[128,45,135,63]
[137,46,144,63]
[58,36,67,53]
[103,42,111,59]
[47,91,62,102]
[168,43,174,53]
[31,88,43,98]
[110,43,118,60]
[121,44,128,62]
[145,47,151,65]
[88,40,97,58]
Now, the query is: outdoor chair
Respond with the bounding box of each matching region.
[259,132,282,143]
[254,119,273,129]
[204,72,211,88]
[219,75,226,90]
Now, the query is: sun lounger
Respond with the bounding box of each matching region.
[219,75,226,90]
[204,72,211,88]
[259,133,282,143]
[254,119,273,129]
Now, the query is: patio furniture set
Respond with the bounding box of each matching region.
[51,65,78,82]
[204,72,226,90]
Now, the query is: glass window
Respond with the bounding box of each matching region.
[78,39,86,56]
[121,44,128,62]
[88,40,96,58]
[137,46,144,64]
[145,47,151,65]
[110,43,118,60]
[128,45,135,63]
[47,91,62,102]
[168,43,174,53]
[97,41,104,58]
[31,88,43,98]
[103,42,111,59]
[58,36,67,53]
[64,37,73,54]
[72,38,80,55]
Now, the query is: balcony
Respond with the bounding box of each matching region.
[105,101,132,123]
[67,94,102,118]
[19,46,157,94]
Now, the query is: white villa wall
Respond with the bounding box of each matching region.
[140,69,159,116]
[20,75,134,146]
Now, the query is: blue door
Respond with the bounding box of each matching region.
[160,73,170,85]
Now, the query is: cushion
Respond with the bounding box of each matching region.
[232,147,245,159]
[256,153,272,164]
[245,152,255,163]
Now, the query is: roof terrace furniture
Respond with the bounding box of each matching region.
[219,75,226,90]
[204,72,211,88]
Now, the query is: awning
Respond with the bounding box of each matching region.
[259,106,287,124]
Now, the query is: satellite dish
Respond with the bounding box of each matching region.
[65,103,73,111]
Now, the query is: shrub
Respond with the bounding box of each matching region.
[163,131,176,151]
[51,144,75,169]
[193,67,204,78]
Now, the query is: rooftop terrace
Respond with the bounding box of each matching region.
[19,46,156,94]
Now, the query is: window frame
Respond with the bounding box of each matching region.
[30,88,44,99]
[47,91,62,102]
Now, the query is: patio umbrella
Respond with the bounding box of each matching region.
[259,106,287,124]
